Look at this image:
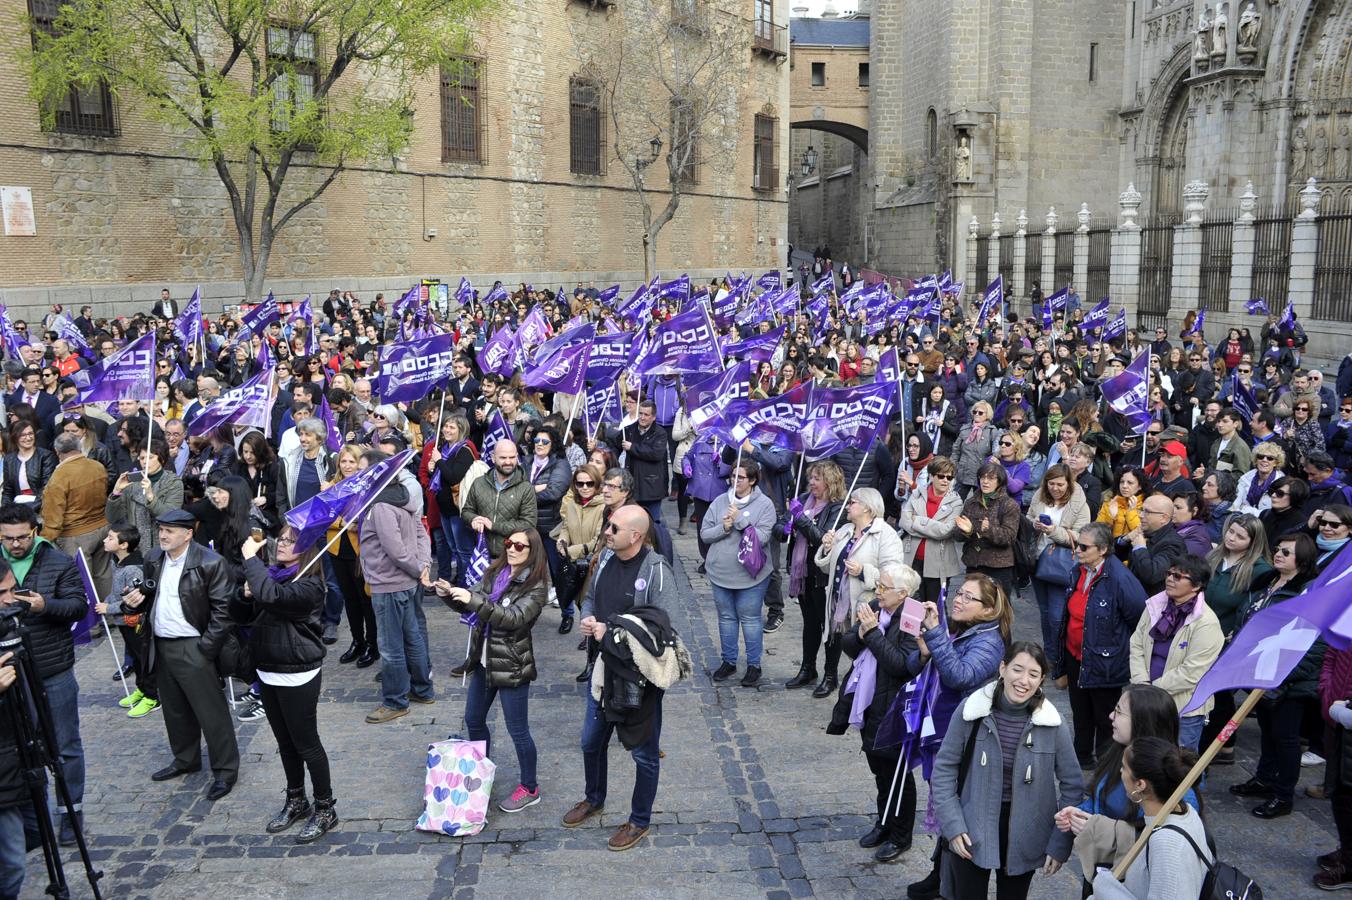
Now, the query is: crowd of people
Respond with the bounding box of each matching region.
[0,275,1348,899]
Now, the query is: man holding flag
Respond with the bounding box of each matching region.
[0,504,91,844]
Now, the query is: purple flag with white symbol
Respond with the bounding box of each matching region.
[722,325,785,365]
[68,332,155,405]
[482,283,509,306]
[1046,287,1068,313]
[455,277,474,307]
[465,535,492,586]
[654,274,691,304]
[392,285,422,321]
[595,284,620,307]
[1230,374,1259,423]
[711,284,744,328]
[755,270,782,292]
[617,284,654,324]
[187,368,274,437]
[52,315,93,360]
[173,288,203,348]
[476,326,517,378]
[685,361,753,433]
[72,548,101,646]
[1080,297,1111,333]
[1246,297,1269,316]
[586,332,635,383]
[1280,299,1296,331]
[1102,308,1127,342]
[977,276,1003,326]
[533,322,595,364]
[768,287,800,317]
[1100,351,1151,435]
[235,292,279,344]
[738,522,767,577]
[584,379,624,434]
[725,381,812,451]
[811,273,833,297]
[878,347,901,383]
[517,307,552,350]
[483,410,512,456]
[375,332,458,404]
[285,449,416,552]
[0,307,29,361]
[803,381,898,461]
[522,339,591,395]
[635,305,721,376]
[289,295,313,327]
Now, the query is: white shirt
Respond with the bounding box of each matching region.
[256,668,319,687]
[151,550,199,638]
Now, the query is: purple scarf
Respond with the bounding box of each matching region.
[843,609,894,729]
[789,494,826,597]
[1150,595,1197,643]
[463,566,514,633]
[268,562,300,581]
[1246,469,1275,508]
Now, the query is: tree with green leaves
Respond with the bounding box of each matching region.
[25,0,494,301]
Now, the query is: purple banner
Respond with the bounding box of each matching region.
[722,325,785,365]
[188,368,274,437]
[634,305,721,376]
[977,276,1002,326]
[69,331,155,405]
[725,381,812,451]
[285,449,416,551]
[476,326,517,378]
[587,332,635,383]
[376,332,458,404]
[1101,351,1151,434]
[803,380,898,461]
[533,321,595,364]
[173,288,202,347]
[685,361,753,433]
[522,339,591,394]
[236,292,279,343]
[584,379,623,434]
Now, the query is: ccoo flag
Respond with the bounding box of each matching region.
[72,548,102,646]
[235,292,279,344]
[173,288,203,348]
[476,326,518,378]
[1100,351,1151,434]
[285,449,416,551]
[522,339,591,395]
[67,332,156,405]
[1081,297,1111,333]
[1245,297,1270,316]
[375,332,458,404]
[635,305,721,376]
[803,381,898,461]
[187,368,274,437]
[1102,308,1128,342]
[977,276,1003,326]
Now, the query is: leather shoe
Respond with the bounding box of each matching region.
[785,666,818,689]
[207,778,235,801]
[152,763,201,782]
[812,674,839,699]
[338,641,362,664]
[858,824,886,849]
[575,664,593,683]
[355,645,380,669]
[712,662,737,682]
[1252,797,1292,819]
[874,839,911,862]
[1230,778,1276,798]
[558,616,574,635]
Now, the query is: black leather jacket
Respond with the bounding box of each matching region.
[11,540,85,679]
[230,557,325,674]
[447,570,547,688]
[1,450,57,507]
[137,542,239,668]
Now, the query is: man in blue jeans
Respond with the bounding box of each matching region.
[564,506,678,851]
[357,450,434,724]
[0,506,86,848]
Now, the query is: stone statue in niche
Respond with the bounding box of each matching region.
[1334,120,1351,179]
[1237,1,1260,53]
[1211,3,1228,58]
[1195,8,1212,68]
[954,135,972,181]
[1312,124,1330,177]
[1291,126,1308,178]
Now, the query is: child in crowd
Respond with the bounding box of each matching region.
[99,522,158,718]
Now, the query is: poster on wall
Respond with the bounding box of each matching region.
[1,187,36,237]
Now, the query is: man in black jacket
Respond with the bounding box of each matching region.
[0,505,87,845]
[619,401,670,525]
[446,356,480,411]
[121,509,240,801]
[0,585,26,900]
[1125,495,1188,596]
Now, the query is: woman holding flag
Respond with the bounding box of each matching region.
[326,445,377,668]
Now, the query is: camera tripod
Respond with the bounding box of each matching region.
[0,624,103,900]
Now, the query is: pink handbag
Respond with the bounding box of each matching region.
[415,739,496,836]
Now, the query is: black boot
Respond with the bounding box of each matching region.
[355,643,379,669]
[295,798,337,844]
[338,641,362,664]
[784,665,817,689]
[906,856,942,899]
[812,673,839,699]
[266,788,311,834]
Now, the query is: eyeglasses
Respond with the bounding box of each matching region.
[999,440,1014,447]
[1255,454,1278,462]
[952,589,981,604]
[1074,541,1099,552]
[574,479,594,487]
[1274,546,1294,557]
[1008,418,1024,425]
[1319,519,1347,530]
[972,410,987,417]
[1147,429,1163,436]
[603,482,622,491]
[604,522,633,535]
[1165,570,1195,583]
[0,532,34,545]
[1270,488,1290,497]
[1295,406,1311,413]
[931,473,954,481]
[1238,368,1252,374]
[277,535,298,547]
[372,413,387,420]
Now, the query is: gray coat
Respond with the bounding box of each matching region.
[898,486,964,579]
[700,488,776,589]
[950,423,997,489]
[931,682,1083,877]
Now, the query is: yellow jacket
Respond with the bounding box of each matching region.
[1096,494,1142,540]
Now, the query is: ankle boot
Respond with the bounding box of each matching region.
[266,788,311,834]
[355,643,379,669]
[338,641,362,664]
[812,673,839,699]
[785,665,817,689]
[295,798,338,844]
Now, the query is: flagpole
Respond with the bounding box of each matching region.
[564,391,581,443]
[1111,688,1265,881]
[292,453,412,580]
[829,448,871,533]
[79,549,131,700]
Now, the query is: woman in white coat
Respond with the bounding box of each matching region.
[898,455,964,606]
[814,487,906,698]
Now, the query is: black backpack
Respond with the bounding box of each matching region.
[1156,824,1262,900]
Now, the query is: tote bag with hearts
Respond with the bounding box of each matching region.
[415,739,496,836]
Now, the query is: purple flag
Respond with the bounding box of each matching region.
[811,272,833,297]
[187,369,273,437]
[1183,308,1206,337]
[1246,297,1269,316]
[1280,299,1296,331]
[455,277,474,307]
[738,522,767,577]
[483,410,512,456]
[465,534,492,586]
[1183,543,1352,715]
[878,347,901,383]
[584,379,623,434]
[392,285,422,321]
[236,292,279,343]
[0,307,29,360]
[595,284,620,307]
[803,381,898,461]
[522,339,591,395]
[711,284,744,328]
[617,285,654,324]
[52,315,93,360]
[654,274,691,304]
[1100,351,1151,434]
[476,326,517,378]
[724,381,813,451]
[481,283,508,306]
[1103,308,1127,342]
[722,325,785,365]
[768,287,800,317]
[685,361,753,433]
[1231,374,1259,422]
[635,305,721,376]
[517,307,552,350]
[317,392,343,452]
[755,270,782,292]
[69,332,155,405]
[977,276,1003,326]
[72,548,101,646]
[586,332,635,383]
[285,449,416,551]
[173,288,203,348]
[375,332,458,404]
[1080,297,1111,332]
[533,321,596,364]
[289,295,314,327]
[1046,287,1068,313]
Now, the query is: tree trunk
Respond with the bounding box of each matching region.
[243,232,272,304]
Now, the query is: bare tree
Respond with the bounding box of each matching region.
[571,0,749,281]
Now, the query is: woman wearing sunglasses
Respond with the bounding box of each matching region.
[552,464,606,635]
[431,529,548,815]
[1259,475,1309,549]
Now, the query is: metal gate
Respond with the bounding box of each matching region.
[1024,233,1043,296]
[1138,218,1177,331]
[999,235,1015,298]
[1087,228,1111,302]
[974,236,990,296]
[1314,212,1352,322]
[1251,213,1292,309]
[1199,218,1233,312]
[1054,233,1074,290]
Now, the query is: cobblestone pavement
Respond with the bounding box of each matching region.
[22,519,1338,898]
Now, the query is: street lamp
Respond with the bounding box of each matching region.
[650,135,663,160]
[802,145,817,176]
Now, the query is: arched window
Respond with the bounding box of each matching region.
[927,108,938,158]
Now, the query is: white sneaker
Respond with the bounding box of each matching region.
[1302,751,1326,767]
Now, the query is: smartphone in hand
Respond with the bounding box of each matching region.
[898,597,926,636]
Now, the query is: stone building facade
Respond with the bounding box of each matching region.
[0,0,790,318]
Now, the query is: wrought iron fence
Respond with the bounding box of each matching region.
[1138,217,1178,330]
[999,235,1014,294]
[974,236,990,294]
[1251,213,1292,309]
[1024,233,1043,296]
[1314,212,1352,322]
[1087,228,1111,302]
[1199,219,1233,312]
[1054,232,1074,289]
